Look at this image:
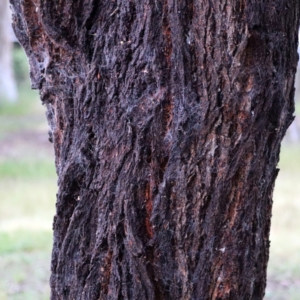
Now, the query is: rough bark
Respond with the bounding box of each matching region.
[11,0,300,299]
[0,0,17,101]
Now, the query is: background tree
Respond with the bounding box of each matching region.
[0,0,17,102]
[287,34,300,142]
[10,0,300,299]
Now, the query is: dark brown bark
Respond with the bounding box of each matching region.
[11,0,300,299]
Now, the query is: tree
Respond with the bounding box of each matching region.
[10,0,300,299]
[288,34,300,142]
[0,0,17,102]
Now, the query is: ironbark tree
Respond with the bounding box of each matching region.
[11,0,300,299]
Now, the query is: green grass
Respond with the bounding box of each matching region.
[0,77,56,299]
[0,175,56,299]
[0,160,56,179]
[0,80,45,140]
[265,145,300,299]
[0,231,53,254]
[0,83,39,116]
[0,252,51,300]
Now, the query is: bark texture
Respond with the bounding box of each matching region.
[11,0,300,299]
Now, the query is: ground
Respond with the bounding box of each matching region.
[0,85,299,300]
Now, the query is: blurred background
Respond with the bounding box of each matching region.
[0,2,299,299]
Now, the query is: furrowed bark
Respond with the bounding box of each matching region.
[11,0,300,299]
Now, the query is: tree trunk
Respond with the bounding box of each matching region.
[11,0,300,299]
[0,0,17,102]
